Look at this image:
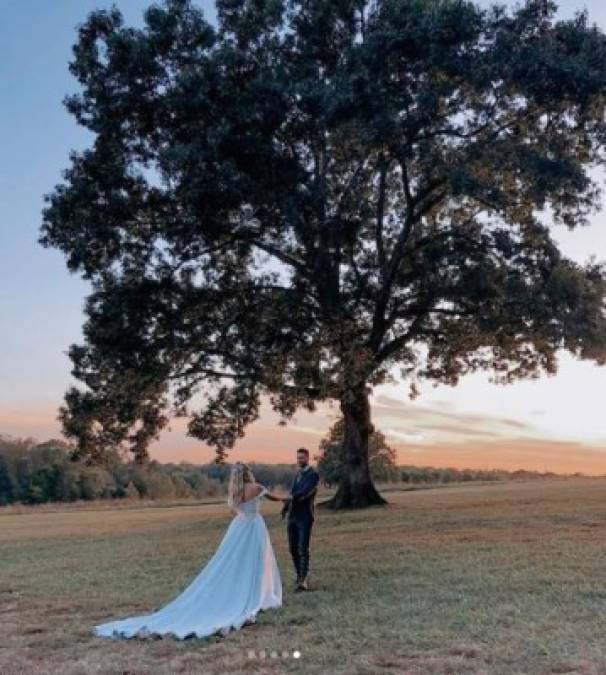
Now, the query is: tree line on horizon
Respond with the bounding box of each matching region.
[0,431,584,506]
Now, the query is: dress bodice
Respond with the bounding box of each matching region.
[236,487,268,518]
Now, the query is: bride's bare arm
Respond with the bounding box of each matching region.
[265,492,288,502]
[256,483,288,502]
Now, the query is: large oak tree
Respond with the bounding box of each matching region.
[40,0,606,508]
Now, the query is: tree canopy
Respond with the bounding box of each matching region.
[40,0,606,506]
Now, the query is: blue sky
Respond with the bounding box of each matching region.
[2,0,606,471]
[0,0,214,403]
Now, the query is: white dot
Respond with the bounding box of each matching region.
[293,650,301,659]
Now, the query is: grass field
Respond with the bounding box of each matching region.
[2,477,606,674]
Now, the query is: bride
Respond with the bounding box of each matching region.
[92,462,286,640]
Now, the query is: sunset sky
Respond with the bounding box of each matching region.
[2,0,606,474]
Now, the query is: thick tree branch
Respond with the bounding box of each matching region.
[169,367,240,380]
[376,152,388,282]
[374,302,436,364]
[367,176,448,352]
[249,238,307,273]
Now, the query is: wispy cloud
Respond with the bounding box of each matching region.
[285,425,325,436]
[370,393,545,447]
[383,428,426,442]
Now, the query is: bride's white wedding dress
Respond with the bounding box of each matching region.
[92,487,282,640]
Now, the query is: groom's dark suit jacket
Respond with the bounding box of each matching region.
[282,466,320,521]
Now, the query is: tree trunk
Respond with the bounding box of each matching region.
[319,382,388,510]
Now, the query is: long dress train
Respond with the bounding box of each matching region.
[91,487,282,640]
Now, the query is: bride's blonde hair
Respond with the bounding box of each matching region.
[227,462,254,508]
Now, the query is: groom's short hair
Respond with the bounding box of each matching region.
[296,447,310,456]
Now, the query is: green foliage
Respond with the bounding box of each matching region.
[79,465,117,499]
[0,433,293,505]
[39,0,606,468]
[121,479,141,498]
[0,455,18,505]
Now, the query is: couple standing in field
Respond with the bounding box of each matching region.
[92,448,320,640]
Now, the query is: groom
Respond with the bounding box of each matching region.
[281,447,320,592]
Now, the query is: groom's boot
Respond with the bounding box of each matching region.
[291,557,302,591]
[295,547,309,591]
[297,561,309,591]
[294,559,304,592]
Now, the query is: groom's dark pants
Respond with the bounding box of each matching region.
[287,516,313,580]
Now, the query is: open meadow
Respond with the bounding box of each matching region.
[2,478,606,675]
